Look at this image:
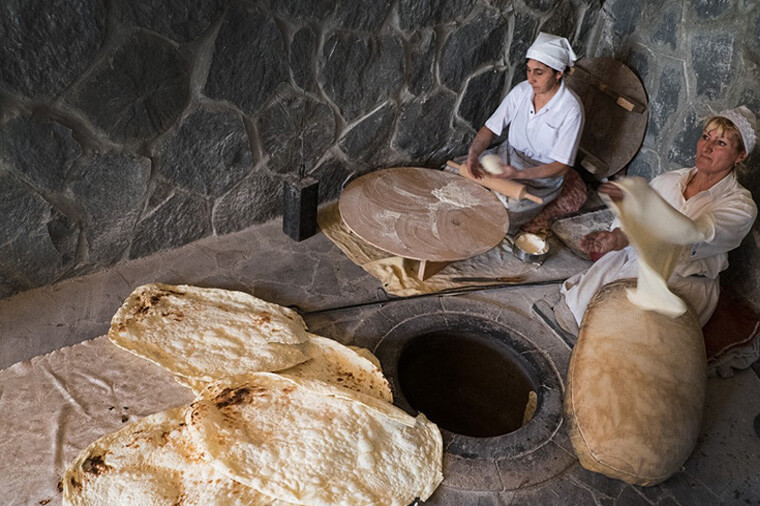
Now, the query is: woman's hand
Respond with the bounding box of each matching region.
[579,228,629,260]
[465,152,485,179]
[493,164,520,179]
[598,182,624,201]
[465,126,496,180]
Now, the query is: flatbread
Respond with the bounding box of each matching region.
[605,177,711,317]
[109,284,310,381]
[176,334,393,402]
[61,407,289,505]
[284,335,392,401]
[349,345,382,369]
[186,373,443,506]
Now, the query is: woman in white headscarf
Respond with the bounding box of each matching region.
[561,107,758,329]
[465,32,585,233]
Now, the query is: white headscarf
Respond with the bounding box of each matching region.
[716,106,757,153]
[525,32,578,72]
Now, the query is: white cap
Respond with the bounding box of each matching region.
[716,106,757,153]
[525,32,578,72]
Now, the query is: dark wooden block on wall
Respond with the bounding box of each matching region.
[283,177,319,241]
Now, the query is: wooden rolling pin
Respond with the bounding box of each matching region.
[446,161,544,204]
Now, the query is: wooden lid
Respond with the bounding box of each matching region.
[338,167,509,261]
[566,57,649,180]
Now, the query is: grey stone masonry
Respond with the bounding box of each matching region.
[1,0,759,313]
[0,0,597,298]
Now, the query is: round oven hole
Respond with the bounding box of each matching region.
[397,329,538,437]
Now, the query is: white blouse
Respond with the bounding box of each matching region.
[484,80,584,166]
[563,167,757,326]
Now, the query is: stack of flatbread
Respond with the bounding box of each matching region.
[61,283,443,505]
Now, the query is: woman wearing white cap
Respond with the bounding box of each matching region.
[559,107,758,330]
[466,32,585,233]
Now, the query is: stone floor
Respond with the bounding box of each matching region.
[1,214,759,505]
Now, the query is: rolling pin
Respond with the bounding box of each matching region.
[446,161,544,204]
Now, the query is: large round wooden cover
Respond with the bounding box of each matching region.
[339,167,509,261]
[566,57,648,180]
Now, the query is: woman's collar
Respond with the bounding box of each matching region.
[538,80,566,111]
[684,166,737,197]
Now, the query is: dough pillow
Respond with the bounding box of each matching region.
[565,279,706,486]
[604,177,712,317]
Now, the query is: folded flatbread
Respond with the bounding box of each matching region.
[186,373,443,506]
[109,284,310,381]
[177,334,393,402]
[61,407,289,505]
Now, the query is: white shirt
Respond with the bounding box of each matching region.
[484,80,584,165]
[563,167,757,326]
[649,168,756,278]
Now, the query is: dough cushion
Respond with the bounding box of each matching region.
[186,373,443,505]
[62,407,289,505]
[605,177,712,317]
[565,279,706,486]
[109,284,310,381]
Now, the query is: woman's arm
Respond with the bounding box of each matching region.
[578,182,629,260]
[495,160,570,180]
[465,126,495,179]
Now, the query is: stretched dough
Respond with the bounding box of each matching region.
[604,177,713,317]
[480,154,505,175]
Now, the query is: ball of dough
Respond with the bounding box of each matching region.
[480,154,504,175]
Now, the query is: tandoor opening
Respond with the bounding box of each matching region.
[397,329,537,437]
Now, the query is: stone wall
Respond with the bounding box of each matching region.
[591,0,760,309]
[0,0,600,299]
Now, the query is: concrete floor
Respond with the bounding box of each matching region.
[1,214,759,505]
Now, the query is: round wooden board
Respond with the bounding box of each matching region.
[566,57,648,180]
[339,167,509,262]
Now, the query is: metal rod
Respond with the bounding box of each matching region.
[294,278,563,317]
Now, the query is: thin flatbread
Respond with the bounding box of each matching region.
[109,284,309,381]
[61,407,289,505]
[177,334,393,402]
[605,177,711,317]
[186,373,443,506]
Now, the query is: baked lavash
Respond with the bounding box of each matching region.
[108,283,311,380]
[110,283,392,401]
[61,406,289,505]
[177,334,393,402]
[187,373,443,506]
[62,283,442,504]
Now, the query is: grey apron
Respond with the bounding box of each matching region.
[483,141,564,234]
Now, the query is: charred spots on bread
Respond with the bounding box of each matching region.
[252,313,272,325]
[81,454,111,476]
[161,309,184,321]
[214,385,268,408]
[336,370,356,383]
[134,287,183,316]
